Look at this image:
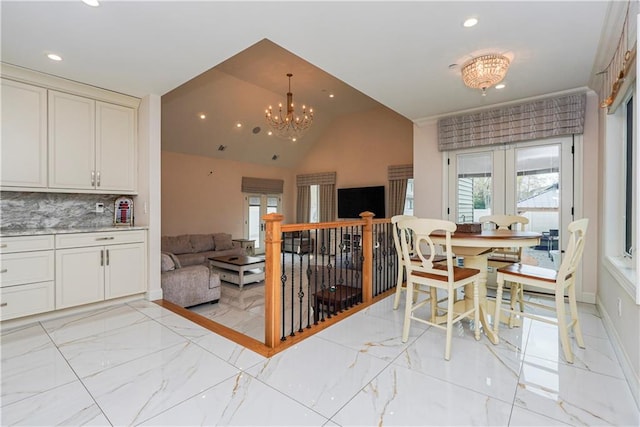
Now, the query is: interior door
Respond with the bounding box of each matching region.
[245,194,281,255]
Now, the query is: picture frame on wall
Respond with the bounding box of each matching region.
[114,196,134,226]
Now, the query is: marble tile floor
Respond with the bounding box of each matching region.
[1,295,639,426]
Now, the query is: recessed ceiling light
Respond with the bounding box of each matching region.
[463,18,478,28]
[267,131,273,136]
[199,114,206,119]
[236,122,242,128]
[292,137,297,142]
[82,0,100,7]
[495,84,506,89]
[47,53,62,61]
[329,93,335,98]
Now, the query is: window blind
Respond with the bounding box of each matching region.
[438,93,586,151]
[241,177,284,194]
[296,172,336,186]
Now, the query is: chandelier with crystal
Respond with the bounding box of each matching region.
[265,73,313,141]
[461,54,510,95]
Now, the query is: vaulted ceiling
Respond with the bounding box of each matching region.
[1,1,613,167]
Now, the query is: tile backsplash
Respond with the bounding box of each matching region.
[0,192,121,230]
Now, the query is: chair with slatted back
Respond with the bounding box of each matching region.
[492,218,588,363]
[398,218,481,360]
[479,214,529,317]
[479,214,530,262]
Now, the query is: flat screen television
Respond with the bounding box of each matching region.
[337,185,385,219]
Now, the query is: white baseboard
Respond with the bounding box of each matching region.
[146,288,163,301]
[580,292,596,304]
[597,297,640,409]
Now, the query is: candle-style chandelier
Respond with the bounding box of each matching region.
[265,73,313,141]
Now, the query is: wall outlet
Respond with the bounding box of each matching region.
[617,297,622,317]
[95,202,104,213]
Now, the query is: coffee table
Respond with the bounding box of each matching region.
[209,255,265,289]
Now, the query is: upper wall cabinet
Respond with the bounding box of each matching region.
[0,79,48,188]
[48,92,137,192]
[0,64,139,194]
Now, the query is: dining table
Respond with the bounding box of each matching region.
[430,229,541,344]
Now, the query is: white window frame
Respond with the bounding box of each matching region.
[603,85,638,303]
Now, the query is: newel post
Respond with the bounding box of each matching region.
[263,213,283,348]
[360,211,374,304]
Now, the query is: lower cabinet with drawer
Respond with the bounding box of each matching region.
[55,231,146,309]
[0,235,55,320]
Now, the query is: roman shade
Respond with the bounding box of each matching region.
[388,164,413,180]
[241,177,284,194]
[296,172,336,186]
[437,93,586,152]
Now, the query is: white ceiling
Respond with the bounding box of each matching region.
[1,1,613,167]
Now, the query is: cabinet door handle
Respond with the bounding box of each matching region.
[0,302,7,307]
[96,171,101,187]
[91,170,95,186]
[0,244,6,248]
[0,269,7,273]
[100,249,104,266]
[95,237,115,241]
[106,249,109,266]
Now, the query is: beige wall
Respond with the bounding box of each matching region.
[295,106,413,219]
[161,151,294,236]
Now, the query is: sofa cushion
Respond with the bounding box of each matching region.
[162,234,193,255]
[160,253,175,272]
[190,234,215,252]
[213,233,234,250]
[176,252,206,267]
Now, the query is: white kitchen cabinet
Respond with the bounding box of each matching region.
[48,91,137,193]
[0,79,48,188]
[96,102,137,192]
[0,235,55,320]
[55,231,146,309]
[48,90,96,190]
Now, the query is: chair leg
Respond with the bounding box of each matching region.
[444,291,454,361]
[555,290,574,363]
[473,279,480,341]
[429,287,438,323]
[493,274,504,339]
[509,283,522,328]
[393,266,403,310]
[567,280,585,348]
[401,280,413,343]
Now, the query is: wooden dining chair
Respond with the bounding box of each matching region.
[492,218,588,363]
[479,214,530,263]
[391,215,445,310]
[398,218,481,360]
[391,215,418,309]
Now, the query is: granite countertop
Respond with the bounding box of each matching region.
[0,226,148,237]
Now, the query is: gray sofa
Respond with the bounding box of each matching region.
[160,233,245,307]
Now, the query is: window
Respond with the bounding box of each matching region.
[624,95,635,257]
[309,184,320,223]
[403,179,414,215]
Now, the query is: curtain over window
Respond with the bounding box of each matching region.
[437,93,586,151]
[388,164,413,217]
[296,172,336,223]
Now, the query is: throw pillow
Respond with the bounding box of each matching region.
[214,233,234,250]
[160,253,175,272]
[166,252,182,269]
